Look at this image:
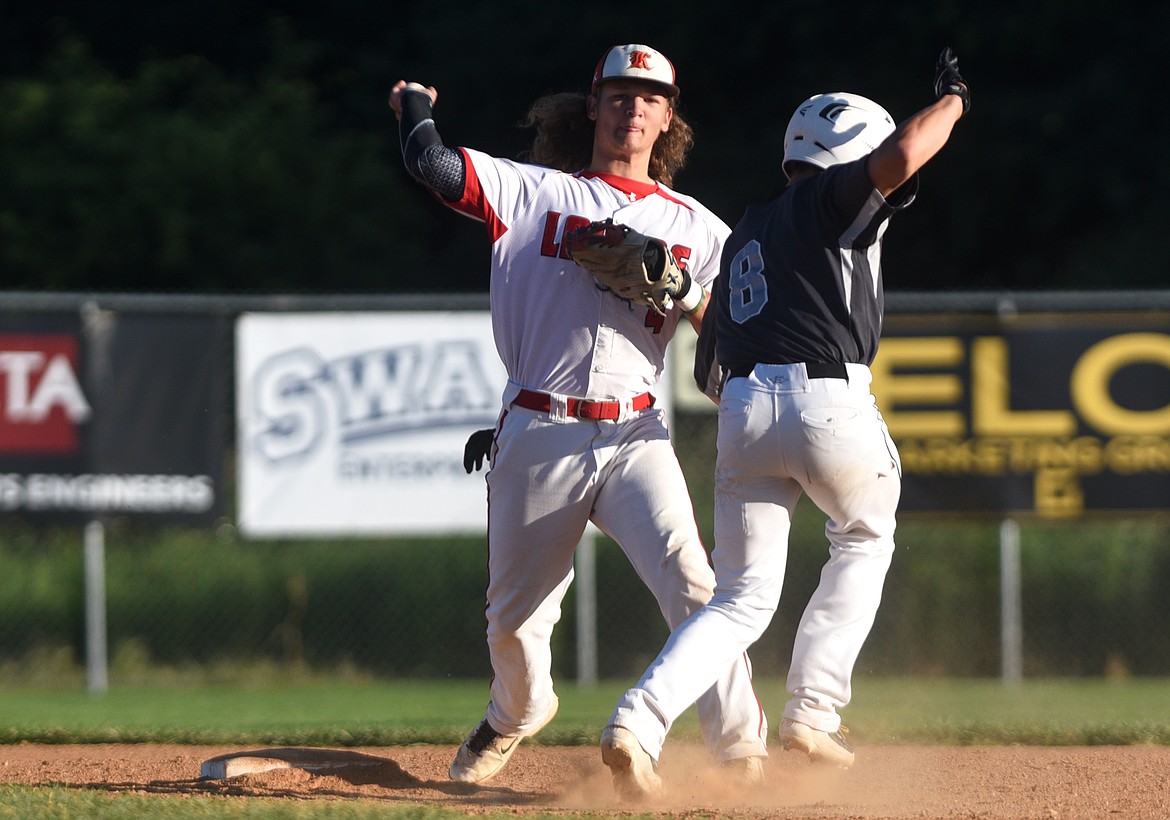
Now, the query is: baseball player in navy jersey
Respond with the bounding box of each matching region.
[389,43,767,791]
[600,49,970,798]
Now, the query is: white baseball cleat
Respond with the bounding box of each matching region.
[779,718,855,768]
[448,695,559,783]
[720,754,766,787]
[600,724,663,800]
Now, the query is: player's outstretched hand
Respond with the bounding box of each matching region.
[463,428,495,473]
[933,47,970,114]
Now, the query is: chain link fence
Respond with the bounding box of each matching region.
[2,291,1170,688]
[2,416,1169,689]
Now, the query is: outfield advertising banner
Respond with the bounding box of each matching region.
[0,312,228,523]
[235,312,510,537]
[873,312,1170,517]
[670,311,1170,518]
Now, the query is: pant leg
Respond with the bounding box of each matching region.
[482,408,596,734]
[600,401,781,762]
[781,383,900,732]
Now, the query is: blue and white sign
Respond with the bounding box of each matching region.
[236,312,507,537]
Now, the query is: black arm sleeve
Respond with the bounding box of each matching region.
[398,89,466,202]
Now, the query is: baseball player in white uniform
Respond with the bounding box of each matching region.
[389,43,767,791]
[599,49,970,798]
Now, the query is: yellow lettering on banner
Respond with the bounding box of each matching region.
[972,437,1011,473]
[900,436,1106,476]
[1034,436,1105,473]
[1034,468,1084,517]
[1105,435,1170,473]
[870,338,964,436]
[971,337,1077,436]
[1070,333,1170,435]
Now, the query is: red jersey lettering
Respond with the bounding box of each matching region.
[539,212,562,257]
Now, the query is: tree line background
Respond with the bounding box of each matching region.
[1,2,1164,295]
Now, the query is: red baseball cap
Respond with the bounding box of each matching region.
[591,44,679,97]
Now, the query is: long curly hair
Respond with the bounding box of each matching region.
[518,92,694,187]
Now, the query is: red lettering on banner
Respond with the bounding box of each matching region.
[0,334,91,454]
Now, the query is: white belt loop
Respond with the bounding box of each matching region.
[548,392,569,423]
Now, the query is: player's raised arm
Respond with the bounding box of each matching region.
[866,47,969,198]
[389,80,465,202]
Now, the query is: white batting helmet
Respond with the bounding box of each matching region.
[782,92,895,178]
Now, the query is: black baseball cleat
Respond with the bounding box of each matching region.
[448,695,559,783]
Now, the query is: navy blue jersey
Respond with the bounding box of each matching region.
[695,159,917,394]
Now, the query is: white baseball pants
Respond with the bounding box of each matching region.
[610,362,898,760]
[482,389,767,763]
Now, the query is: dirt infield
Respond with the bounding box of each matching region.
[2,741,1169,817]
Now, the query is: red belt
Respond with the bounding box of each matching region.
[513,389,655,420]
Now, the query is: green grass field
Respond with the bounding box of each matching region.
[2,676,1169,817]
[2,676,1170,746]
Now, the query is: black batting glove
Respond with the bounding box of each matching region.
[934,47,970,114]
[463,428,495,473]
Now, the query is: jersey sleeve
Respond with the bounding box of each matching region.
[444,149,559,242]
[686,201,732,290]
[821,160,918,246]
[693,220,730,290]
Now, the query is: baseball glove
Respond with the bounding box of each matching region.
[565,219,694,316]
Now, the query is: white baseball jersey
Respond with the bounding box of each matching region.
[437,149,766,765]
[396,88,768,771]
[446,147,728,399]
